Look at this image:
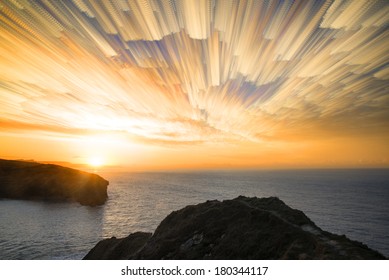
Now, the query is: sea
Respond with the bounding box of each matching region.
[0,169,388,259]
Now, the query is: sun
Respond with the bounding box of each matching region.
[88,156,104,168]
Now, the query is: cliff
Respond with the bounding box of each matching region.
[84,196,385,259]
[0,159,108,206]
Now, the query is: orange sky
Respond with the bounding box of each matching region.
[1,0,388,171]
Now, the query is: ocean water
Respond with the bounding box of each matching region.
[0,169,388,259]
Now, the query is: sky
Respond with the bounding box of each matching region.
[0,0,388,170]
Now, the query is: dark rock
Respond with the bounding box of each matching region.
[84,196,386,259]
[0,159,108,206]
[83,232,152,260]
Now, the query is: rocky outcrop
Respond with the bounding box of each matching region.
[84,196,386,259]
[0,159,108,206]
[84,232,152,260]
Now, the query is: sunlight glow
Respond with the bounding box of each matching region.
[0,0,388,169]
[88,156,104,168]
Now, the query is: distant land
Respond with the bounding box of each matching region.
[0,159,108,206]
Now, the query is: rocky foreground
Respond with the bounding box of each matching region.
[0,159,108,206]
[84,196,385,260]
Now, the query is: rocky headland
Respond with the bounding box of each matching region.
[84,196,385,259]
[0,159,108,206]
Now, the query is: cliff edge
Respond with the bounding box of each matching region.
[84,196,385,259]
[0,159,108,206]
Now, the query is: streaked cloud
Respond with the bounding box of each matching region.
[0,0,388,157]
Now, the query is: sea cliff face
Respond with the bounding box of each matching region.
[0,159,108,206]
[84,196,386,259]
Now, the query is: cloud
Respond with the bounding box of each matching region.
[0,0,388,147]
